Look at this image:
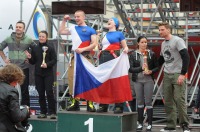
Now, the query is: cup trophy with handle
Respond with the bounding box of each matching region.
[41,46,48,67]
[143,50,149,72]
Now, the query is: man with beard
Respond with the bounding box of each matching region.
[158,22,190,132]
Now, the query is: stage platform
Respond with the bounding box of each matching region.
[29,110,137,132]
[29,110,200,132]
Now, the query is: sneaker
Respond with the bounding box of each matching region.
[160,127,176,131]
[37,114,47,118]
[66,99,80,111]
[66,105,80,111]
[136,124,143,131]
[182,124,190,132]
[25,124,33,132]
[50,114,57,119]
[87,101,96,112]
[146,124,152,131]
[96,106,108,113]
[114,107,123,114]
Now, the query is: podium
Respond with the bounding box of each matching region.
[29,115,57,132]
[58,111,137,132]
[29,111,137,132]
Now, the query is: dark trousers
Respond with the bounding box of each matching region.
[195,86,200,109]
[21,68,30,106]
[99,103,124,110]
[35,75,56,115]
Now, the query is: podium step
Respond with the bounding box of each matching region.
[28,111,137,132]
[57,111,137,132]
[29,115,57,132]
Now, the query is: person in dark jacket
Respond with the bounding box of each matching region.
[129,36,159,131]
[25,31,57,119]
[0,64,31,132]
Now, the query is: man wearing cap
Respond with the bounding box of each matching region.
[96,17,129,114]
[59,10,97,112]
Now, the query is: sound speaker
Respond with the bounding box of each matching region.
[180,0,200,12]
[52,0,105,15]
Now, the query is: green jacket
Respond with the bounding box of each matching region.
[0,32,35,69]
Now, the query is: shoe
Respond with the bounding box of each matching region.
[87,101,96,112]
[160,127,176,131]
[37,114,47,118]
[25,124,33,132]
[66,98,80,111]
[136,124,143,131]
[182,124,190,132]
[96,106,108,113]
[114,107,123,114]
[50,114,56,119]
[146,124,152,131]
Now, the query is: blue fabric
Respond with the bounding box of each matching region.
[112,17,119,29]
[74,53,102,95]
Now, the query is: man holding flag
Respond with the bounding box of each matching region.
[59,10,97,112]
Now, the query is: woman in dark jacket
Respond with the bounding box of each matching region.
[129,36,159,132]
[0,64,30,132]
[25,31,57,119]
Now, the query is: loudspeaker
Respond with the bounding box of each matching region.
[180,0,200,12]
[52,0,105,15]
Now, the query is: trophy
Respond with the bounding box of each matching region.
[41,46,48,67]
[143,50,149,72]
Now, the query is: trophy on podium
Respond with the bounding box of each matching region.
[41,46,48,67]
[143,50,149,72]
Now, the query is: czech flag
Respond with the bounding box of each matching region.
[73,52,132,104]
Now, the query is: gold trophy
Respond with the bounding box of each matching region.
[41,46,48,67]
[143,50,149,72]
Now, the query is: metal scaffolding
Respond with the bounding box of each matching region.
[113,0,200,125]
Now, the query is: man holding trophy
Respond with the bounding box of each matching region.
[129,36,159,131]
[25,31,57,119]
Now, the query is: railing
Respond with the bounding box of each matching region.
[187,52,200,106]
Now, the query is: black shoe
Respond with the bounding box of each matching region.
[37,114,47,118]
[96,106,108,113]
[66,99,80,111]
[87,101,96,112]
[114,107,123,114]
[66,105,80,111]
[160,127,176,131]
[136,124,143,131]
[182,124,190,132]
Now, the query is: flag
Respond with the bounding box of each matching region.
[73,52,132,104]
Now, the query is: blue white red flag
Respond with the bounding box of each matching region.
[73,52,132,104]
